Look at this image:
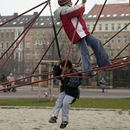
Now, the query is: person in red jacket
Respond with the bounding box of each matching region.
[54,0,111,76]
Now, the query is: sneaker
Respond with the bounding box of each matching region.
[90,71,97,76]
[49,116,57,123]
[60,121,68,129]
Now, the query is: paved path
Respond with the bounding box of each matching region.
[0,85,130,98]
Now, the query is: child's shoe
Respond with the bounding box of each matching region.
[49,116,57,123]
[60,121,68,129]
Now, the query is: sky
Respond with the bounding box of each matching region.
[0,0,129,16]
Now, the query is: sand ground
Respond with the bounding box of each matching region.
[0,108,130,130]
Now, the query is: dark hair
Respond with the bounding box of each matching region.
[58,0,71,6]
[60,60,72,69]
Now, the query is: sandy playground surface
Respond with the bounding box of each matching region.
[0,107,130,130]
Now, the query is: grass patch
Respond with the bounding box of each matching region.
[0,98,55,107]
[0,98,130,109]
[72,98,130,109]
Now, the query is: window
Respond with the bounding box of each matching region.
[121,14,125,17]
[13,22,17,24]
[111,24,115,31]
[40,22,44,25]
[6,32,9,39]
[88,15,92,18]
[93,15,97,18]
[26,42,30,49]
[105,24,108,31]
[1,41,4,48]
[99,24,102,31]
[100,14,104,17]
[124,23,128,30]
[117,23,121,30]
[1,32,4,39]
[6,42,9,48]
[107,14,111,17]
[40,18,43,21]
[15,53,19,60]
[87,24,90,30]
[11,32,15,39]
[113,14,117,17]
[20,21,23,24]
[124,36,128,43]
[18,31,21,36]
[118,39,121,43]
[125,14,129,16]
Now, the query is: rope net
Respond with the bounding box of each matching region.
[0,0,130,91]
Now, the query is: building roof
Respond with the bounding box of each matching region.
[86,3,130,20]
[0,12,61,28]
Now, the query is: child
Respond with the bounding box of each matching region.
[7,73,16,92]
[49,60,82,129]
[54,0,111,75]
[99,77,108,93]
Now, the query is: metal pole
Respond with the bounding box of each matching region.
[48,0,61,60]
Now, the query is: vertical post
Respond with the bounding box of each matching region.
[48,0,61,60]
[38,64,42,101]
[22,38,25,79]
[48,63,53,100]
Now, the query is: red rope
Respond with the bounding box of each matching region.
[0,1,81,91]
[0,71,51,86]
[1,57,130,92]
[32,27,62,74]
[62,18,79,75]
[0,21,35,61]
[0,1,50,61]
[1,54,129,87]
[0,1,48,27]
[91,0,108,34]
[31,0,80,74]
[1,0,130,91]
[0,3,48,70]
[62,1,84,74]
[114,42,130,59]
[0,1,80,87]
[112,55,130,63]
[77,0,108,64]
[77,13,130,65]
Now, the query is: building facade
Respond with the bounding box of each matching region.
[86,3,130,58]
[0,12,78,77]
[0,22,24,74]
[1,3,130,87]
[85,3,130,87]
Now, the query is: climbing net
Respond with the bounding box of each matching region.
[0,0,130,92]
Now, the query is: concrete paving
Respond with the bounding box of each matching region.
[0,85,130,98]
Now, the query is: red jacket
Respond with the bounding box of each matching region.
[54,5,90,43]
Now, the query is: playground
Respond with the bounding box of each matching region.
[0,108,130,130]
[0,0,130,130]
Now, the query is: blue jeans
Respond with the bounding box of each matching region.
[76,34,111,75]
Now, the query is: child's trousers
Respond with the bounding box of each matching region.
[52,92,74,122]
